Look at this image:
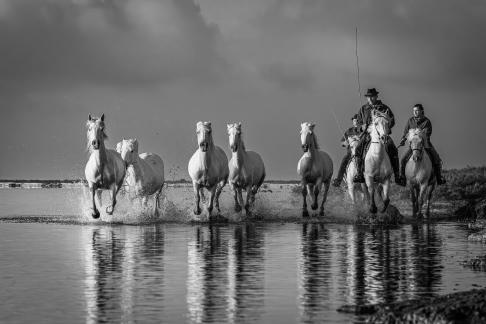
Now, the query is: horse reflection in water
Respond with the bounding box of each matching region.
[82,226,165,324]
[298,224,334,322]
[297,224,443,322]
[187,225,265,323]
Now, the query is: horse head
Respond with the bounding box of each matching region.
[118,138,139,166]
[196,121,213,152]
[227,122,243,153]
[300,122,319,152]
[347,135,361,156]
[86,114,107,151]
[408,129,426,162]
[370,111,390,144]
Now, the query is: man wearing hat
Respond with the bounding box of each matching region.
[332,114,362,187]
[353,88,404,185]
[398,103,446,185]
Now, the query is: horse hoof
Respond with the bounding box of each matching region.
[302,209,310,218]
[370,206,377,214]
[105,206,113,215]
[92,210,100,219]
[319,209,325,217]
[194,208,201,215]
[311,203,318,211]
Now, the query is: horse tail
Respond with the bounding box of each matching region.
[252,172,266,195]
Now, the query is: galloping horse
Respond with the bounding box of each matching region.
[297,123,333,217]
[227,123,266,216]
[405,129,436,218]
[116,139,165,214]
[85,114,126,219]
[345,135,369,205]
[188,122,229,216]
[364,111,393,214]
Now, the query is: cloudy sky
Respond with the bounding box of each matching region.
[1,0,485,180]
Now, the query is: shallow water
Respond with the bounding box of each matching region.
[0,188,484,323]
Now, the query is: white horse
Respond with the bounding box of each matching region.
[297,123,333,217]
[84,114,126,219]
[116,139,165,214]
[227,123,266,216]
[364,111,393,214]
[345,135,369,205]
[188,122,229,216]
[405,129,436,218]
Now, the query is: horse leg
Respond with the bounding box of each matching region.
[425,184,435,219]
[417,184,428,219]
[232,184,241,212]
[311,180,321,211]
[319,180,330,217]
[237,188,245,213]
[245,185,253,216]
[410,185,417,218]
[361,184,370,205]
[368,184,377,214]
[96,189,102,209]
[302,182,309,218]
[90,184,100,219]
[208,185,217,216]
[106,184,117,215]
[380,180,390,213]
[193,182,201,215]
[214,179,226,213]
[155,184,163,210]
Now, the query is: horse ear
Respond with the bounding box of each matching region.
[238,122,242,127]
[88,114,92,121]
[310,123,316,129]
[100,114,105,122]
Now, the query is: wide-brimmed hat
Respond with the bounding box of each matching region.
[364,88,379,97]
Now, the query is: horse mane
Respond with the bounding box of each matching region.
[407,128,425,142]
[310,132,320,150]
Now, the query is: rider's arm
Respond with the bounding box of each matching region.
[400,118,411,145]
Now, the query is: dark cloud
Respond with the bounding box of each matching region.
[0,0,226,86]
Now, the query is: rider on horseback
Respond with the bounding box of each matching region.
[398,103,446,185]
[352,88,405,186]
[332,114,362,187]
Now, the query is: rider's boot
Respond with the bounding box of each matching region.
[353,157,365,183]
[426,147,446,185]
[389,147,405,186]
[398,149,412,187]
[332,153,350,187]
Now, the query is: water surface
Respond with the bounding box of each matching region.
[0,188,483,323]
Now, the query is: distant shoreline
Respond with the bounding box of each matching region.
[0,179,301,185]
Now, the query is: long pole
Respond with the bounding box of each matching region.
[355,27,363,107]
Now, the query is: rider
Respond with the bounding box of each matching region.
[398,103,446,185]
[353,88,405,185]
[332,114,362,187]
